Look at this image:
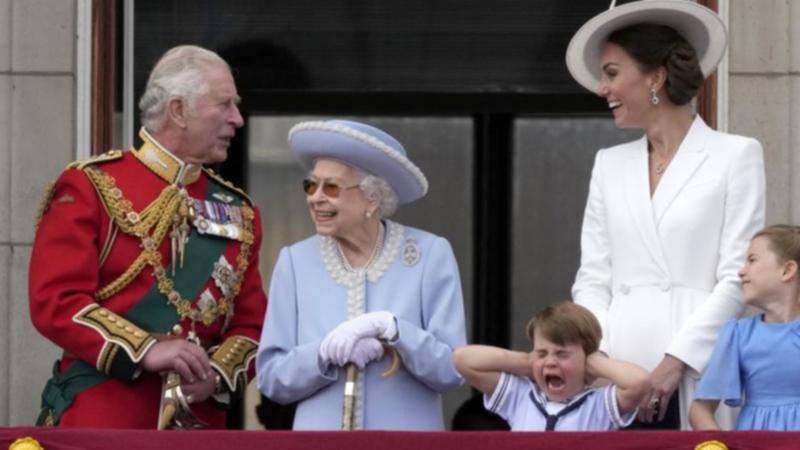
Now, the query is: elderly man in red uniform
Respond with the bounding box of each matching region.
[29,45,267,429]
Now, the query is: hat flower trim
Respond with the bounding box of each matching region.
[289,121,429,195]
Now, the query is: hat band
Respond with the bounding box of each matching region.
[289,121,429,196]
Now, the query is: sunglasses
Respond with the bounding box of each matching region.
[302,178,361,198]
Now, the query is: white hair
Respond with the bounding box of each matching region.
[138,45,230,132]
[359,174,399,218]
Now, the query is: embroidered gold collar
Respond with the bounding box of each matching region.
[133,128,202,185]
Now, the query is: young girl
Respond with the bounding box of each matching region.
[690,225,800,430]
[453,302,649,431]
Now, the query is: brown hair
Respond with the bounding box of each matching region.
[525,301,602,356]
[607,23,704,106]
[753,225,800,264]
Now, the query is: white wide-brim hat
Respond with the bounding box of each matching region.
[289,120,428,204]
[566,0,727,93]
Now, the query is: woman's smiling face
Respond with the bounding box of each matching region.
[306,158,370,239]
[597,42,656,130]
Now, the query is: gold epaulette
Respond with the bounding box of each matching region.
[34,150,124,229]
[203,168,254,206]
[67,149,125,171]
[34,179,58,229]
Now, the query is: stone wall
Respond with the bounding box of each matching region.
[0,0,76,426]
[729,0,799,224]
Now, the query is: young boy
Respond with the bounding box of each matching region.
[453,302,649,431]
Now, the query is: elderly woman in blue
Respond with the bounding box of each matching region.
[256,120,467,430]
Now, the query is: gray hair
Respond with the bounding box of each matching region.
[139,45,230,132]
[359,174,399,218]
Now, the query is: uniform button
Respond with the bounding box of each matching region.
[660,281,671,292]
[619,284,630,295]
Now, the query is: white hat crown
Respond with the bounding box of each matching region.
[566,0,727,93]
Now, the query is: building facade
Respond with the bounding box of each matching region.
[0,0,798,428]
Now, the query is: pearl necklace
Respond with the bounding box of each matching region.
[337,222,385,272]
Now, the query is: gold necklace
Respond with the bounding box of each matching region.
[650,151,674,176]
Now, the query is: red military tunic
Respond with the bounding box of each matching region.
[29,129,267,428]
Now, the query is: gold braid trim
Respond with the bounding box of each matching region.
[73,304,156,364]
[35,151,124,232]
[86,166,184,301]
[84,166,182,237]
[34,179,58,230]
[209,336,258,391]
[85,166,255,330]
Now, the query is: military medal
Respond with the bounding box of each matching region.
[191,199,249,242]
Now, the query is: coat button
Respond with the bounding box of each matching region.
[660,281,671,292]
[619,284,630,295]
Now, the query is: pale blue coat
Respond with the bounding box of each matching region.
[256,222,466,430]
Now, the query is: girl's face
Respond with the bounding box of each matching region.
[739,236,788,308]
[530,330,587,402]
[597,42,657,129]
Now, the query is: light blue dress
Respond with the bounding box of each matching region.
[694,314,800,430]
[256,220,467,430]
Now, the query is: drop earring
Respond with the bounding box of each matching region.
[650,88,660,106]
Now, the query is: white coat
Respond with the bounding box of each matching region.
[572,116,766,429]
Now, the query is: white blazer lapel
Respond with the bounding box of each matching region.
[652,116,711,224]
[624,138,670,276]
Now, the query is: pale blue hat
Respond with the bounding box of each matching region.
[288,120,428,204]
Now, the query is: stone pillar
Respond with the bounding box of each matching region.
[728,0,794,224]
[1,0,77,426]
[791,0,800,224]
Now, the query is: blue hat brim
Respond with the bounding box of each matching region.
[289,121,428,204]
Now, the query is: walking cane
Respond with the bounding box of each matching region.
[340,345,402,430]
[341,364,358,430]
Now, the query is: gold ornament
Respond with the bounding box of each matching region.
[694,440,729,450]
[9,437,44,450]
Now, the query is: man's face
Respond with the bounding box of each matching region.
[180,63,244,164]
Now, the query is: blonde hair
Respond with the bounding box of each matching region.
[753,224,800,265]
[525,301,601,356]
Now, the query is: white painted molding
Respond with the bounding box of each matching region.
[717,0,730,132]
[75,0,92,159]
[122,0,135,149]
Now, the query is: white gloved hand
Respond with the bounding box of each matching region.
[321,311,397,366]
[348,337,385,370]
